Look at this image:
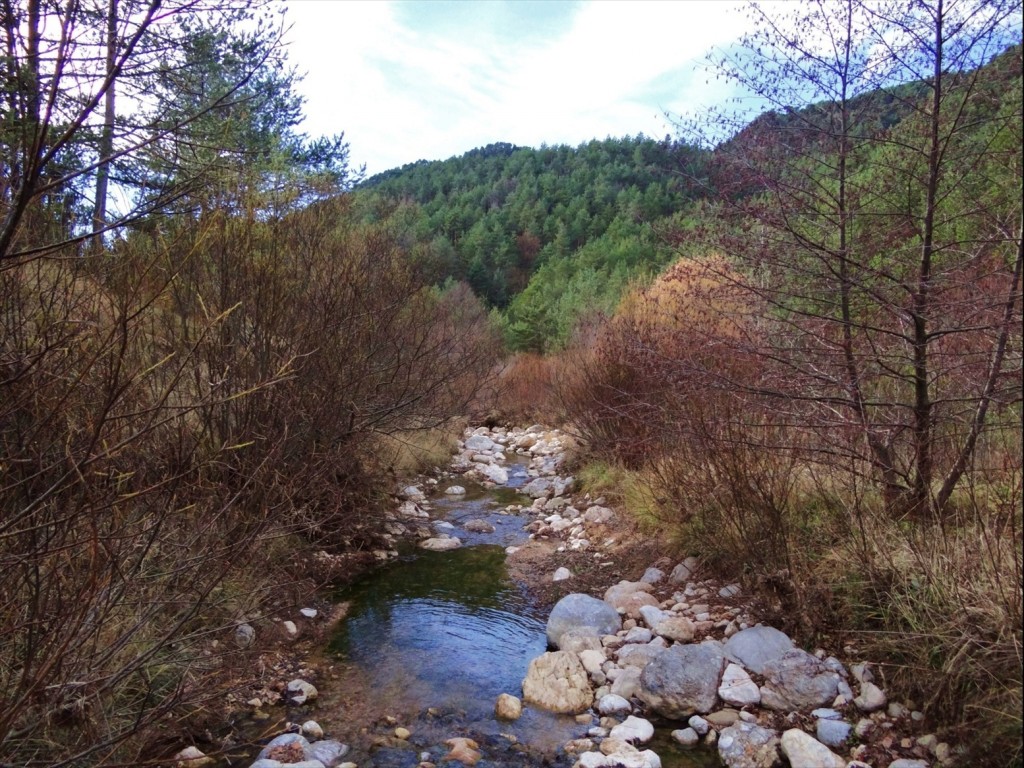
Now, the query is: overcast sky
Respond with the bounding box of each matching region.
[282,1,760,176]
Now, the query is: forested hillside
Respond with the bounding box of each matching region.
[356,136,709,350]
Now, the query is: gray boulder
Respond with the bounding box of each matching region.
[464,434,496,451]
[761,649,840,711]
[639,641,725,719]
[546,593,621,648]
[815,718,852,748]
[717,722,780,768]
[723,625,794,674]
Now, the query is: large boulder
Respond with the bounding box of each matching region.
[521,651,593,714]
[464,434,496,452]
[522,477,554,498]
[477,463,508,485]
[717,722,780,768]
[546,593,621,648]
[760,649,841,711]
[723,625,794,674]
[639,641,725,719]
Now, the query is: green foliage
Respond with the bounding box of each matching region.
[354,136,710,348]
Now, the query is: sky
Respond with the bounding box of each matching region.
[282,1,761,177]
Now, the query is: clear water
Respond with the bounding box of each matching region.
[320,462,718,766]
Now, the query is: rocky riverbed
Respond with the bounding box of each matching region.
[174,424,960,768]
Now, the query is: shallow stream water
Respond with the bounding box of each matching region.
[296,460,717,767]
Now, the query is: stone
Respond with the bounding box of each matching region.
[934,742,952,762]
[597,693,632,716]
[888,761,930,768]
[583,506,615,524]
[811,708,842,720]
[559,628,604,653]
[610,715,655,744]
[717,722,780,768]
[282,620,299,639]
[174,747,214,767]
[300,720,324,739]
[553,567,572,582]
[672,728,700,746]
[624,626,653,644]
[639,641,726,719]
[285,679,318,705]
[723,626,794,674]
[653,616,695,643]
[815,717,851,748]
[464,435,495,451]
[495,693,523,720]
[669,557,701,584]
[688,715,710,735]
[718,663,761,707]
[300,608,318,619]
[706,709,741,727]
[402,484,426,501]
[854,681,887,712]
[547,593,622,648]
[604,581,654,611]
[522,477,554,498]
[522,651,593,713]
[478,463,508,485]
[638,604,668,628]
[779,729,845,768]
[579,649,606,676]
[463,519,495,533]
[308,740,349,767]
[444,737,482,766]
[616,643,665,669]
[641,567,665,584]
[621,592,662,619]
[760,649,840,711]
[419,535,462,551]
[444,485,466,495]
[610,667,643,699]
[719,583,742,598]
[234,623,256,649]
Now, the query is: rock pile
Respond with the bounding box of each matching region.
[516,581,954,768]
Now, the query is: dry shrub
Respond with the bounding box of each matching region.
[489,352,560,424]
[0,196,501,765]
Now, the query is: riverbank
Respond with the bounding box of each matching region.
[174,423,965,768]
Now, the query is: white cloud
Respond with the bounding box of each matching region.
[284,0,758,175]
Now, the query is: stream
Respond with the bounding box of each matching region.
[292,459,717,768]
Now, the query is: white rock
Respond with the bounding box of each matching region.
[495,693,523,720]
[672,728,700,746]
[597,693,633,716]
[553,567,572,582]
[286,679,319,705]
[299,608,318,619]
[301,720,324,739]
[444,485,467,495]
[688,715,710,735]
[854,681,887,712]
[282,620,299,639]
[174,746,214,767]
[419,535,462,551]
[779,728,845,768]
[718,663,761,707]
[610,715,655,744]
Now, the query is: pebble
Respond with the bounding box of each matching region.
[672,727,700,746]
